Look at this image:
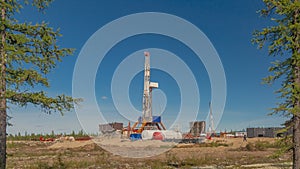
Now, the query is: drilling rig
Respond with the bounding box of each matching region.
[131,52,166,133]
[142,51,157,122]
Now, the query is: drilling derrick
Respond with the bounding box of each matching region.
[142,51,152,122]
[142,52,159,122]
[130,52,165,134]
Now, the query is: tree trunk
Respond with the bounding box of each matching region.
[294,115,300,169]
[293,48,300,169]
[293,51,300,169]
[293,2,300,168]
[0,0,6,168]
[293,62,300,169]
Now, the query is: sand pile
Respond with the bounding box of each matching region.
[94,137,176,148]
[92,137,178,158]
[47,136,180,158]
[48,140,94,149]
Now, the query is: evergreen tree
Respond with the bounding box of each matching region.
[253,0,300,168]
[0,0,80,168]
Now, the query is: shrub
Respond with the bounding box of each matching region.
[245,142,255,151]
[245,140,280,151]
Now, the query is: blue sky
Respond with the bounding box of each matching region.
[7,0,287,135]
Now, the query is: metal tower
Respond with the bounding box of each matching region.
[130,52,166,133]
[208,102,215,134]
[142,52,158,122]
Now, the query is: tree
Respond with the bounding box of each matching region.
[0,0,80,168]
[253,0,300,168]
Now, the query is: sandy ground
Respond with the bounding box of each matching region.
[6,137,292,168]
[49,136,178,158]
[48,140,95,149]
[47,135,272,149]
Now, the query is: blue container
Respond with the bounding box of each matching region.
[130,133,142,141]
[152,116,161,123]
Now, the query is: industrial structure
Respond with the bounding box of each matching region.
[99,122,123,134]
[97,53,292,142]
[99,52,206,143]
[246,127,284,138]
[131,52,166,134]
[207,102,215,136]
[141,51,157,122]
[189,121,206,136]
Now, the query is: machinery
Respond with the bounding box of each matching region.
[127,51,204,143]
[131,52,166,134]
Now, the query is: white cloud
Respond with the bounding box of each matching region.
[101,96,108,100]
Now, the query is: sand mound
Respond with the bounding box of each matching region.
[47,137,176,150]
[91,137,178,158]
[94,137,176,148]
[48,140,94,149]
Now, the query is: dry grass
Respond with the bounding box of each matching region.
[6,138,292,169]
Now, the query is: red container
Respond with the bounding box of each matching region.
[152,132,164,140]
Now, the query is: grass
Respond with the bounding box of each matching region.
[164,152,216,168]
[34,154,101,169]
[177,141,232,148]
[6,139,292,169]
[6,141,28,149]
[244,140,282,151]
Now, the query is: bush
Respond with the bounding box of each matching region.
[245,142,255,151]
[245,140,280,151]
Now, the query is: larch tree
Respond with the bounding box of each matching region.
[0,0,80,168]
[253,0,300,168]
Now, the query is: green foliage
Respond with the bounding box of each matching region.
[1,0,81,115]
[7,132,40,141]
[6,141,26,149]
[245,142,255,151]
[252,0,300,162]
[244,140,283,151]
[272,136,293,158]
[6,130,89,141]
[253,0,300,117]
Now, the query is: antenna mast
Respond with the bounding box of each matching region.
[208,102,215,134]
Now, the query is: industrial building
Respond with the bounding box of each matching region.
[246,127,284,138]
[99,122,123,134]
[189,121,206,136]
